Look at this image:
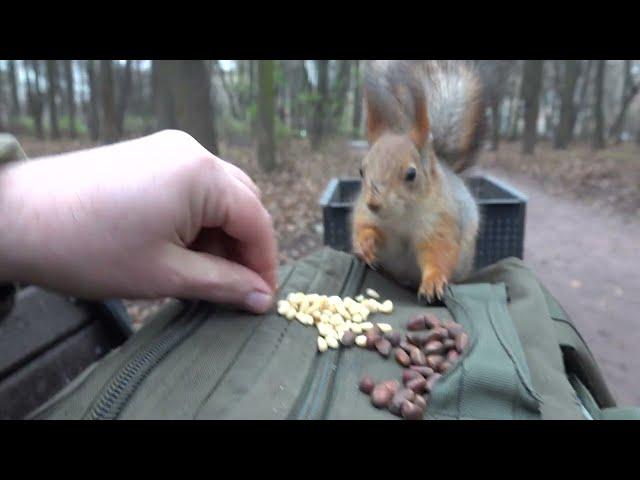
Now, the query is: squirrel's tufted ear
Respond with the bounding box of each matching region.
[409,91,430,152]
[364,86,389,144]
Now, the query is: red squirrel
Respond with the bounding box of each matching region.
[352,61,486,301]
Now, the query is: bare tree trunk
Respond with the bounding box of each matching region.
[152,60,176,129]
[592,60,606,150]
[100,60,118,143]
[115,60,133,138]
[25,62,33,130]
[554,60,580,149]
[45,60,61,139]
[63,60,77,139]
[477,60,515,150]
[548,61,563,136]
[352,60,362,138]
[310,60,330,150]
[130,60,142,116]
[287,60,311,134]
[27,60,45,139]
[8,60,21,120]
[572,60,592,139]
[216,61,241,119]
[249,60,256,106]
[257,60,276,172]
[274,61,286,126]
[152,60,218,154]
[506,63,523,141]
[281,61,293,129]
[0,69,5,131]
[609,60,639,143]
[237,60,252,114]
[332,60,351,129]
[521,60,544,154]
[86,60,100,141]
[506,96,520,141]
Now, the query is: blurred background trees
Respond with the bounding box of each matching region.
[1,59,640,165]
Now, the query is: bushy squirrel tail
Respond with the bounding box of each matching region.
[364,60,487,173]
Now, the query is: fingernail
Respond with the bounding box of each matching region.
[245,291,273,313]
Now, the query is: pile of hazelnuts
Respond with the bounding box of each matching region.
[358,313,469,420]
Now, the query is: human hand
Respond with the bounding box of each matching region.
[0,130,278,313]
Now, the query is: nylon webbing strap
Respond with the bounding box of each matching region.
[464,258,585,420]
[428,283,540,420]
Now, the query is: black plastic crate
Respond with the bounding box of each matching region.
[319,175,527,270]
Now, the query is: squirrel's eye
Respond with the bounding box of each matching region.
[359,167,364,178]
[405,167,417,182]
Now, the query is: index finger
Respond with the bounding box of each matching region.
[202,169,278,291]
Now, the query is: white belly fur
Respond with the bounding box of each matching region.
[375,236,422,289]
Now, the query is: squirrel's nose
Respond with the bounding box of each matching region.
[367,201,381,213]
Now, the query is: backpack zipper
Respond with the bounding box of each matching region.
[85,301,208,420]
[292,257,367,420]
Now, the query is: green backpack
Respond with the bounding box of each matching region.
[28,247,638,420]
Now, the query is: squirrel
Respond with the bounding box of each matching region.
[352,60,486,302]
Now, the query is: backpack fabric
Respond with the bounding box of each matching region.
[28,247,637,420]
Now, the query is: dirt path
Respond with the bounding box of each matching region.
[474,165,640,406]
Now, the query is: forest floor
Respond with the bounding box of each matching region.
[17,135,640,406]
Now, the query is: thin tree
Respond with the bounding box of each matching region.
[352,60,363,138]
[26,60,45,139]
[86,60,100,141]
[505,61,523,141]
[288,60,312,134]
[331,60,352,130]
[152,60,174,128]
[249,60,256,106]
[553,60,580,149]
[591,60,606,150]
[521,60,544,154]
[63,60,77,138]
[0,66,5,131]
[237,60,252,114]
[572,60,592,140]
[8,60,21,121]
[115,60,133,138]
[129,60,141,116]
[478,60,512,151]
[257,60,276,172]
[608,60,639,143]
[100,60,118,143]
[45,60,61,139]
[310,60,330,150]
[215,61,242,120]
[152,60,218,154]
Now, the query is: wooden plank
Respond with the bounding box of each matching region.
[0,287,91,380]
[0,320,116,420]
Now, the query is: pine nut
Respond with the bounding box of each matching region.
[366,288,380,299]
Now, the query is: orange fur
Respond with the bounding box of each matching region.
[409,87,429,151]
[415,214,461,300]
[353,222,385,266]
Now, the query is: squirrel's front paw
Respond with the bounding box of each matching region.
[354,228,379,266]
[418,270,448,303]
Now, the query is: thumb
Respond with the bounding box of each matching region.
[163,245,275,314]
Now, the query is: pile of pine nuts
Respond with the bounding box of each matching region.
[359,313,470,420]
[276,288,395,353]
[276,288,471,420]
